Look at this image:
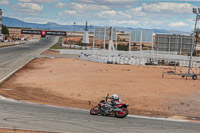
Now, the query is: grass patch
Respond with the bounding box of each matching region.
[40,37,45,41]
[50,36,66,49]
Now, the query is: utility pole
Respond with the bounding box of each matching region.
[188,8,200,74]
[162,8,200,80]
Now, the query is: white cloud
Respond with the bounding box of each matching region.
[97,10,116,18]
[0,0,9,5]
[14,2,44,15]
[19,0,60,3]
[142,2,194,14]
[187,19,194,23]
[70,0,139,8]
[159,0,200,1]
[18,3,43,11]
[55,2,110,11]
[168,22,189,27]
[125,7,146,17]
[54,2,66,8]
[71,0,139,4]
[116,20,139,25]
[58,10,78,16]
[97,10,131,19]
[19,0,32,2]
[177,0,200,1]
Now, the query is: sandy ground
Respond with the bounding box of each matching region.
[0,51,200,120]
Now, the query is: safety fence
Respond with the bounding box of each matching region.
[60,49,200,68]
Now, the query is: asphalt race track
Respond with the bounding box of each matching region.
[0,37,200,133]
[0,97,200,133]
[0,36,58,83]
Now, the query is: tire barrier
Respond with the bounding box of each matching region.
[78,53,200,68]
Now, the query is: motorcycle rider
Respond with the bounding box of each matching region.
[107,94,123,107]
[90,93,129,118]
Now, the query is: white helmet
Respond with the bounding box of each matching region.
[112,94,119,100]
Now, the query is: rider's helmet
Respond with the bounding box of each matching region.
[112,94,119,100]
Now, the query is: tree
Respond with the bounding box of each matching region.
[117,44,129,51]
[195,28,200,43]
[2,25,9,37]
[194,28,200,56]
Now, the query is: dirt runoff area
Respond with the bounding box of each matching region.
[0,51,200,120]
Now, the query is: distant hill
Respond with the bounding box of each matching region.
[2,16,191,35]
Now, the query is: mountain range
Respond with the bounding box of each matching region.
[2,16,191,35]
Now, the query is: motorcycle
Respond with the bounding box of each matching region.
[90,94,129,118]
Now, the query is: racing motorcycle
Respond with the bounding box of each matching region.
[90,94,129,118]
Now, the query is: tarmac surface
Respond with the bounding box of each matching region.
[0,37,200,133]
[0,36,59,83]
[0,97,200,133]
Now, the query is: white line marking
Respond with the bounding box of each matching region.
[128,115,189,122]
[0,95,19,103]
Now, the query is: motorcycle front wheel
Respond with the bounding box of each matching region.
[90,105,101,115]
[114,108,129,118]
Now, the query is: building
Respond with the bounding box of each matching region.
[155,34,193,54]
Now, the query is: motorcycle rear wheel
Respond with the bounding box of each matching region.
[90,105,101,115]
[114,108,129,118]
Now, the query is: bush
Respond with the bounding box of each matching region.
[2,25,9,37]
[117,44,129,51]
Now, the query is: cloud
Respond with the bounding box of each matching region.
[157,0,200,2]
[14,3,44,15]
[58,10,78,16]
[55,2,110,11]
[142,2,194,14]
[0,0,9,5]
[97,10,131,19]
[19,0,60,3]
[177,0,200,1]
[18,3,43,11]
[54,2,66,8]
[114,20,139,25]
[125,7,146,17]
[187,19,194,23]
[19,0,32,2]
[70,0,139,8]
[168,22,189,27]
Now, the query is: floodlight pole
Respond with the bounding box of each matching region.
[129,32,131,51]
[140,30,143,51]
[188,9,199,74]
[93,27,95,48]
[115,34,118,50]
[104,28,106,49]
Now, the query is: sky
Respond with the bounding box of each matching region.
[0,0,200,32]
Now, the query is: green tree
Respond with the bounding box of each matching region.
[117,44,129,51]
[194,28,200,56]
[194,28,200,43]
[2,25,9,37]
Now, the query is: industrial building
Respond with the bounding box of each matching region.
[155,34,193,54]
